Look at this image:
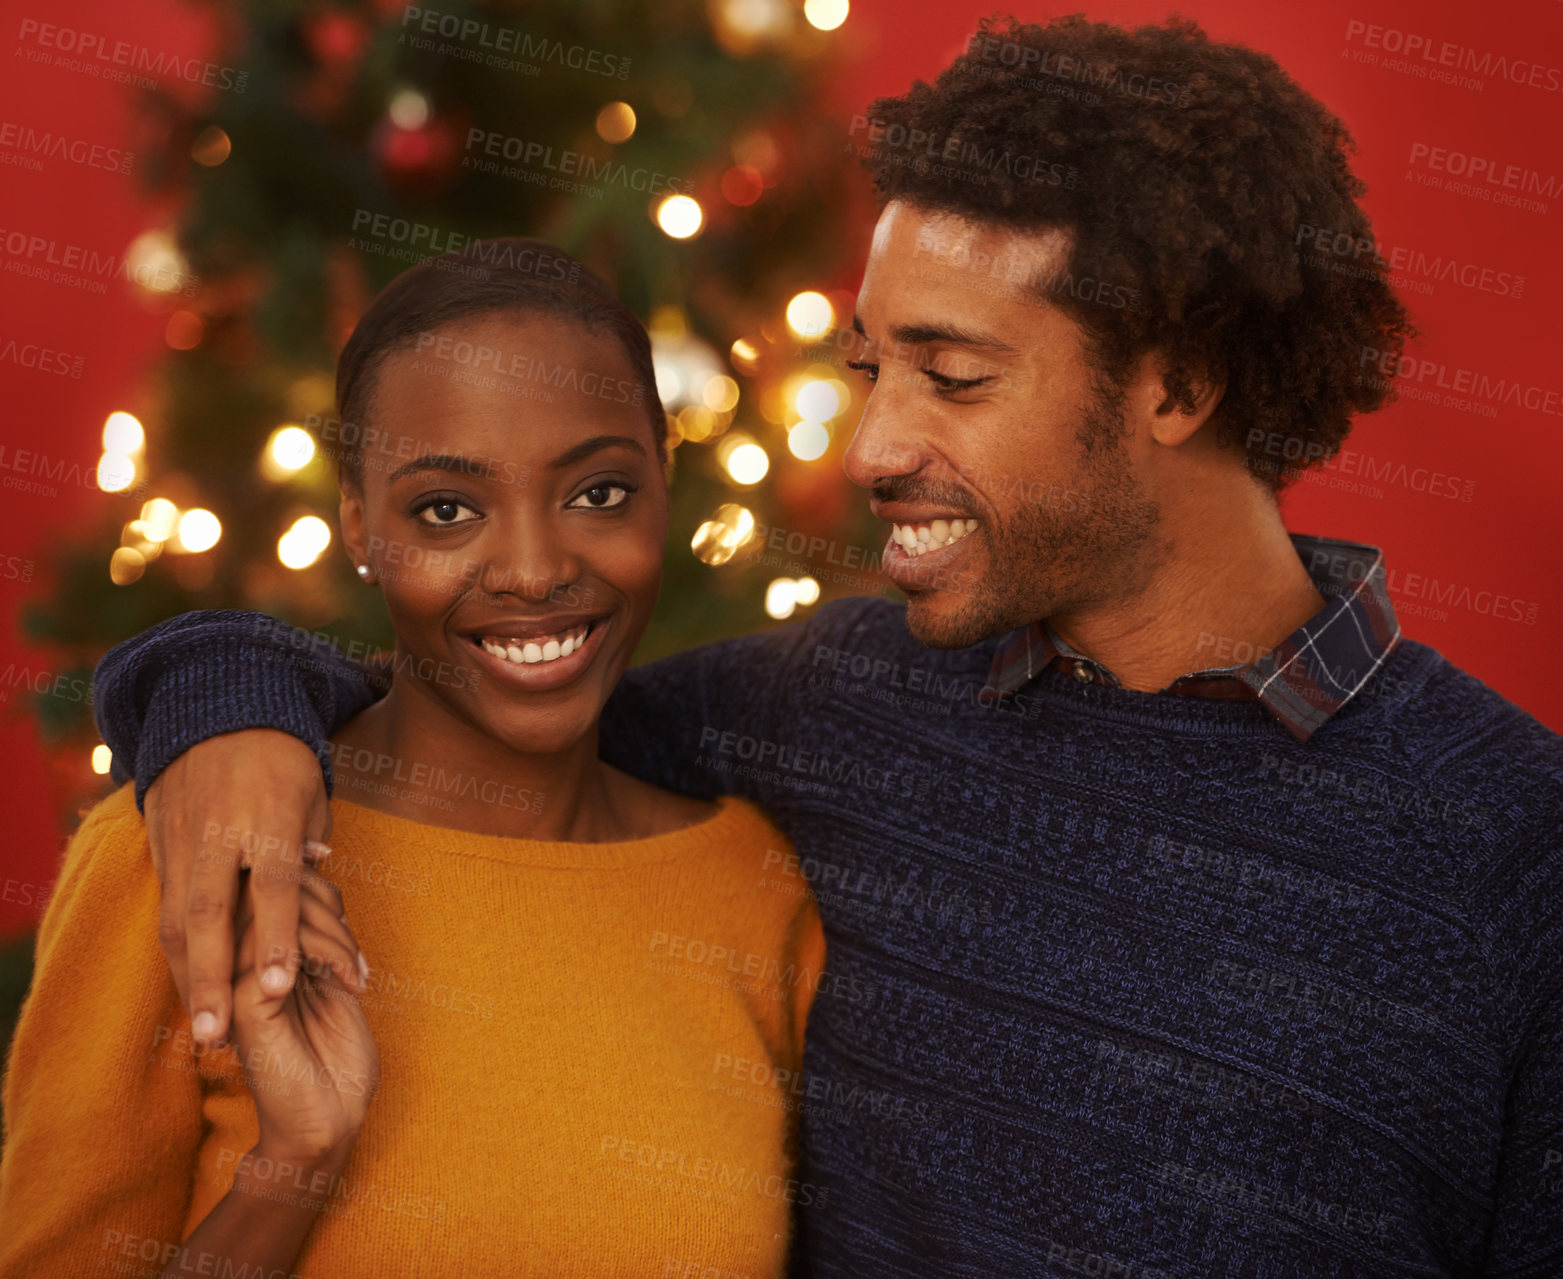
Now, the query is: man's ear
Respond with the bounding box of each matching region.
[339,485,369,573]
[1147,357,1225,448]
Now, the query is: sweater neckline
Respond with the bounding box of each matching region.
[977,639,1437,740]
[329,792,759,868]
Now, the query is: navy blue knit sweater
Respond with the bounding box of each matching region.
[94,598,1563,1278]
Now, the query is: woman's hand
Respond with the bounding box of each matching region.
[231,868,380,1167]
[156,872,380,1279]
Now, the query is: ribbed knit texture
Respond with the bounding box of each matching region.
[91,599,1563,1277]
[0,785,824,1278]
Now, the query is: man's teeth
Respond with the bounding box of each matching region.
[480,624,591,665]
[890,519,977,556]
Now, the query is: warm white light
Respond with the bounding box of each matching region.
[177,508,222,553]
[725,442,769,485]
[388,89,430,130]
[140,498,179,542]
[702,374,740,412]
[656,195,703,239]
[729,339,760,377]
[787,420,830,461]
[277,515,331,569]
[91,745,113,775]
[102,411,144,453]
[267,425,316,472]
[126,229,191,295]
[795,379,841,421]
[785,291,834,340]
[804,0,849,29]
[652,357,682,405]
[97,453,135,492]
[109,546,146,585]
[793,576,821,606]
[764,577,798,619]
[690,503,756,565]
[721,0,790,38]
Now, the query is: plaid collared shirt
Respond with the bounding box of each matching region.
[985,534,1403,741]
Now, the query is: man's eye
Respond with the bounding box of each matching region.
[413,497,480,525]
[925,370,992,393]
[567,484,631,510]
[845,359,880,384]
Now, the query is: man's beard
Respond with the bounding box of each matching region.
[902,379,1160,650]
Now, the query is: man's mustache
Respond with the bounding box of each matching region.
[870,477,980,513]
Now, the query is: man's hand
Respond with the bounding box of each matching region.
[144,728,362,1047]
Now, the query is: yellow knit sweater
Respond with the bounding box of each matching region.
[0,784,825,1278]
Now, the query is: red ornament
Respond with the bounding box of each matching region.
[301,10,371,68]
[721,164,766,207]
[371,116,461,199]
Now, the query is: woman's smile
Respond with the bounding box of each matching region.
[461,611,612,691]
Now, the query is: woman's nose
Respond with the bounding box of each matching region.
[474,514,581,603]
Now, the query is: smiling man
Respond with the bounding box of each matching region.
[87,13,1561,1278]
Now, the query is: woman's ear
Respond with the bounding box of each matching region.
[339,485,372,581]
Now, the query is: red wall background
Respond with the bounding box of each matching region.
[2,0,1559,934]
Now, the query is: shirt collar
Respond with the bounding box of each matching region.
[985,534,1402,741]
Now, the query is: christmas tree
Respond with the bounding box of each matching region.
[25,0,882,798]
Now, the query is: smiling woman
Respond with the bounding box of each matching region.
[0,240,824,1279]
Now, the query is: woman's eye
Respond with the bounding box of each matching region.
[568,484,630,510]
[845,359,880,384]
[414,497,480,526]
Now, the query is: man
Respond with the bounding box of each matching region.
[89,14,1562,1277]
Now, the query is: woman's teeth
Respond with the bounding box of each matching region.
[891,518,977,557]
[480,623,591,665]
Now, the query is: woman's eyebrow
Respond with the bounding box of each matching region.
[548,435,647,470]
[386,453,492,482]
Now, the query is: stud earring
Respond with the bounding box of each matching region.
[356,564,373,581]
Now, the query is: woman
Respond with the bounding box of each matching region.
[0,239,824,1278]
